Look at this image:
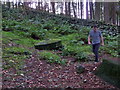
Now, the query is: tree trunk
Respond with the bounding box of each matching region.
[6,0,10,8]
[104,2,110,24]
[65,2,68,16]
[72,2,77,18]
[89,2,94,19]
[15,2,18,8]
[68,2,71,16]
[38,0,40,10]
[18,0,22,8]
[51,2,55,14]
[80,2,83,19]
[86,0,89,19]
[60,2,63,14]
[23,0,32,10]
[100,2,104,21]
[95,2,100,21]
[110,2,117,24]
[116,2,120,25]
[78,0,80,18]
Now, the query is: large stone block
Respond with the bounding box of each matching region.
[35,39,63,50]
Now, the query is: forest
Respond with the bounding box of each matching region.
[1,0,120,89]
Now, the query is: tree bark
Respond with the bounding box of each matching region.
[80,2,83,19]
[60,2,63,14]
[78,0,80,18]
[18,0,22,8]
[86,0,89,19]
[6,0,10,8]
[104,2,110,24]
[110,2,117,24]
[38,0,41,10]
[65,2,68,16]
[95,2,100,21]
[89,2,94,19]
[72,2,77,18]
[68,2,71,16]
[51,2,55,14]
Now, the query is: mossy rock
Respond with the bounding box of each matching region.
[34,39,63,50]
[76,65,85,74]
[95,59,120,88]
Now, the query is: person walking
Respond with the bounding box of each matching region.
[88,25,104,62]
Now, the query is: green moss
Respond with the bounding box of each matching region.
[62,44,91,61]
[4,47,31,55]
[2,31,40,47]
[95,59,120,88]
[38,51,66,65]
[35,39,62,50]
[36,39,61,45]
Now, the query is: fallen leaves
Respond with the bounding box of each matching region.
[2,53,117,89]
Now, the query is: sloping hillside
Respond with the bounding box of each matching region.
[2,7,120,89]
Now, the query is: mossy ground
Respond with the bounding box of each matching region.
[95,59,120,88]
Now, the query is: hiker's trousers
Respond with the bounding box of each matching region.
[92,43,100,62]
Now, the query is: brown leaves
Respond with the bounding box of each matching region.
[2,53,117,89]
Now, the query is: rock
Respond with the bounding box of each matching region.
[76,65,85,74]
[83,79,87,83]
[48,79,52,82]
[20,74,24,76]
[34,39,63,50]
[53,79,58,82]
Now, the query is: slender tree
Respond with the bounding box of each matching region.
[38,0,41,10]
[6,0,10,8]
[80,2,83,19]
[104,2,110,23]
[68,2,71,16]
[78,0,80,18]
[51,2,55,14]
[18,0,22,8]
[65,2,68,16]
[60,2,63,14]
[95,2,100,21]
[89,1,94,19]
[72,2,77,18]
[116,2,120,25]
[86,0,89,19]
[109,2,117,24]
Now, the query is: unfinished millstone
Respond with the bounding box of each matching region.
[34,39,63,50]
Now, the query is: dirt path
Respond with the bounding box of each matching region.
[2,51,120,89]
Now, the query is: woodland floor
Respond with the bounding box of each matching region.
[2,49,120,89]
